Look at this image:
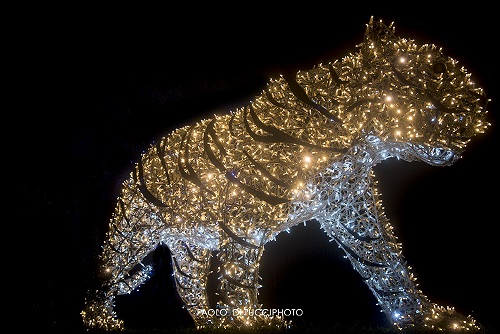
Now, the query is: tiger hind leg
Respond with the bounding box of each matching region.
[81,248,157,331]
[81,188,165,330]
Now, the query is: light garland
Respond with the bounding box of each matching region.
[81,17,489,331]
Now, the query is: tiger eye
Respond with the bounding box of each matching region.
[432,62,447,74]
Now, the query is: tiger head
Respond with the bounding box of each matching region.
[340,17,490,166]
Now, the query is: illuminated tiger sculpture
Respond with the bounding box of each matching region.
[81,17,489,331]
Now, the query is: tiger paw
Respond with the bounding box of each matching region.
[420,304,482,332]
[81,295,124,331]
[194,307,291,330]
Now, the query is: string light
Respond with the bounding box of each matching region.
[81,17,489,331]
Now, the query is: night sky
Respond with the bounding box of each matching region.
[17,5,498,333]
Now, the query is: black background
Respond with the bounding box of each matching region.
[15,3,498,333]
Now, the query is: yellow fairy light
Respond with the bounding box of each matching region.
[82,17,488,332]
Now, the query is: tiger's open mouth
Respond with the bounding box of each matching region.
[409,144,460,166]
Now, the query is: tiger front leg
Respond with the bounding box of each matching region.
[317,170,481,331]
[318,198,430,328]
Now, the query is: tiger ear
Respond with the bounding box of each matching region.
[364,16,396,43]
[361,17,397,59]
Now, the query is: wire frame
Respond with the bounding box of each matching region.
[81,18,488,331]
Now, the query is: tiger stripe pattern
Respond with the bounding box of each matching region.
[81,17,489,331]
